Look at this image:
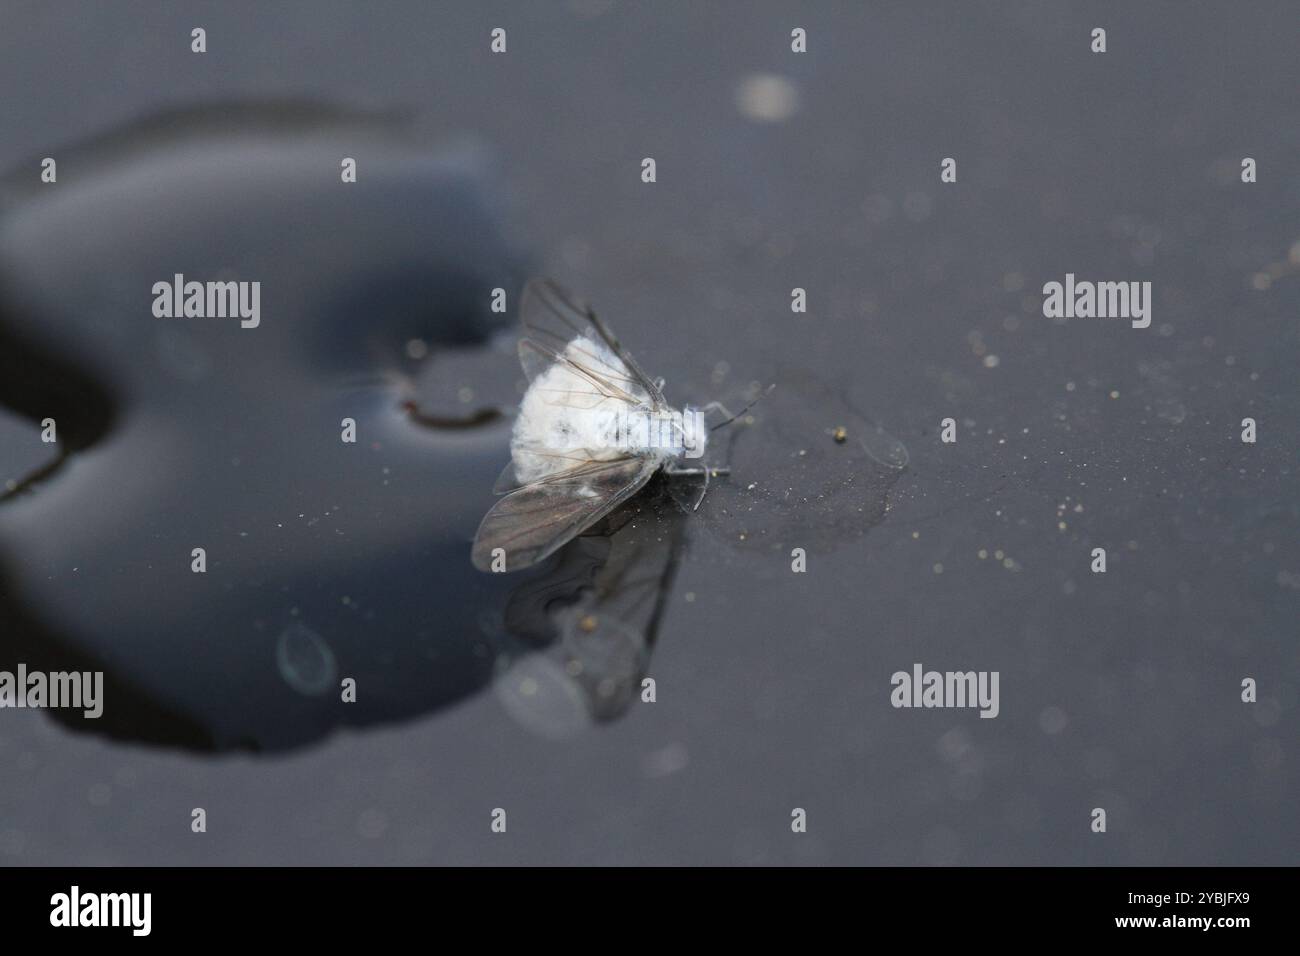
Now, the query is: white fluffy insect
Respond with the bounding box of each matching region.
[472,279,737,572]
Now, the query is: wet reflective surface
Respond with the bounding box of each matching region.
[0,109,904,751]
[0,2,1296,865]
[0,108,544,748]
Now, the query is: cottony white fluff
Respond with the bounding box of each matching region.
[511,336,704,485]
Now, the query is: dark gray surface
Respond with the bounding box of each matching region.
[0,1,1296,864]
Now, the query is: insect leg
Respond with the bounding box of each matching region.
[698,400,734,421]
[663,465,730,477]
[693,462,710,511]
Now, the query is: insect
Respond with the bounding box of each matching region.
[472,279,745,572]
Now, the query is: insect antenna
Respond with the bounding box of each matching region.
[709,383,776,432]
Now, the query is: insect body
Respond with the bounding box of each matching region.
[471,279,721,572]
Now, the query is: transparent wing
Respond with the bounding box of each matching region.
[517,339,647,412]
[517,278,666,406]
[493,449,629,495]
[472,455,660,572]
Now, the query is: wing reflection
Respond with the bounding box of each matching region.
[493,475,685,736]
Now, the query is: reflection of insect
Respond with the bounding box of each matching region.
[472,279,743,572]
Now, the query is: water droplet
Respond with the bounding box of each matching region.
[276,621,337,697]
